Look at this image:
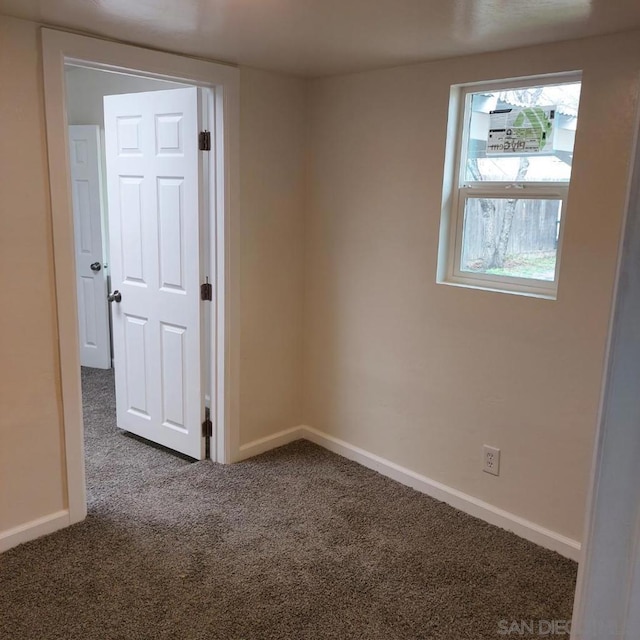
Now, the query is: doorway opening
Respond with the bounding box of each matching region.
[42,28,240,528]
[65,66,209,509]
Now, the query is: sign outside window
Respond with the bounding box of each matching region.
[487,106,556,155]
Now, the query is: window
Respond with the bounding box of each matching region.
[438,74,582,298]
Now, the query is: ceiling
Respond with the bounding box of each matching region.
[2,0,640,77]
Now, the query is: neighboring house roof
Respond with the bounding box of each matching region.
[474,92,578,118]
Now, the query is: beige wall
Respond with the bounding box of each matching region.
[0,16,67,532]
[0,15,305,533]
[239,67,306,444]
[304,31,640,541]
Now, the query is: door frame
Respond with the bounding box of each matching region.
[570,93,640,638]
[41,28,240,526]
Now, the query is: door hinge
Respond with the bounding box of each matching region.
[202,407,213,438]
[199,130,211,151]
[200,279,212,301]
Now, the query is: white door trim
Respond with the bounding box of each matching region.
[570,98,640,638]
[41,28,240,526]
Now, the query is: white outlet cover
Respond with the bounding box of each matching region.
[483,445,500,476]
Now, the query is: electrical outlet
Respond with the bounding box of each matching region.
[483,445,500,476]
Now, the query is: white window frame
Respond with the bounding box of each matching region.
[438,72,582,299]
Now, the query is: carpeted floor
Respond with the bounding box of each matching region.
[0,367,577,639]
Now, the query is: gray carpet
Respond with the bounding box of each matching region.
[0,367,577,639]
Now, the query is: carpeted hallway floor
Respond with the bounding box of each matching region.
[0,367,577,639]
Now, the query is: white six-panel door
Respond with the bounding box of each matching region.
[103,87,205,460]
[69,125,111,370]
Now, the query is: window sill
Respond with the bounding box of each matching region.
[436,275,557,300]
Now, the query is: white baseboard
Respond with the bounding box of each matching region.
[2,426,581,561]
[0,510,70,553]
[301,426,582,561]
[236,425,304,461]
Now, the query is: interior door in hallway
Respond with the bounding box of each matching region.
[69,124,111,369]
[103,87,206,460]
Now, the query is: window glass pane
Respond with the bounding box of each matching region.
[464,82,581,183]
[460,197,562,282]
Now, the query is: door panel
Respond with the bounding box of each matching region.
[158,178,186,291]
[104,87,205,459]
[119,176,146,283]
[69,125,111,369]
[123,313,151,419]
[160,322,187,431]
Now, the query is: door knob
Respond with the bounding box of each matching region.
[107,290,122,303]
[90,262,102,272]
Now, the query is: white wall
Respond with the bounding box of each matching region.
[65,66,186,127]
[303,30,640,542]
